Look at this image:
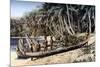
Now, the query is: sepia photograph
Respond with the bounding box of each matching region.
[10,0,95,66]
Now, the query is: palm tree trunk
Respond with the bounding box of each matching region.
[66,5,75,35]
[88,9,91,35]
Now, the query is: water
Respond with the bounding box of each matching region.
[10,38,19,51]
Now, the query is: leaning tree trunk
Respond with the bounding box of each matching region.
[66,5,75,35]
[88,10,91,35]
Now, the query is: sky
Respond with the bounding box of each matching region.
[11,0,43,18]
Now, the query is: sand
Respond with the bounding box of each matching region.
[11,48,84,67]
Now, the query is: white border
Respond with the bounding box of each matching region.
[20,0,95,5]
[0,0,10,67]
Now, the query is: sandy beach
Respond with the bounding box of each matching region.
[11,48,83,67]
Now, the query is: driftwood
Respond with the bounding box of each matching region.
[24,39,89,57]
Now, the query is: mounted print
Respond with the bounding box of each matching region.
[10,0,95,66]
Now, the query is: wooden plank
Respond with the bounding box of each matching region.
[25,39,89,57]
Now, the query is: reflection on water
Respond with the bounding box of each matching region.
[10,38,18,51]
